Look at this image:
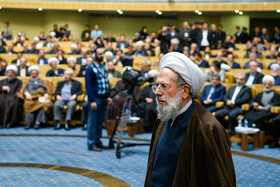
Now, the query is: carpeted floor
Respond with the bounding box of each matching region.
[0,127,279,187]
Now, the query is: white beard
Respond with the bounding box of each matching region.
[156,91,182,122]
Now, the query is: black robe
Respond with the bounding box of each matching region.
[0,78,22,126]
[244,91,280,130]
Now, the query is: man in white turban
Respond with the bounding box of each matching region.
[145,52,236,187]
[0,65,22,128]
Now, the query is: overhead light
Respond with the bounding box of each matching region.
[78,8,82,12]
[155,10,160,13]
[239,11,243,15]
[158,11,162,15]
[235,10,239,13]
[38,7,43,11]
[0,6,2,10]
[117,9,123,14]
[195,10,199,13]
[263,2,267,5]
[277,9,280,13]
[198,12,202,15]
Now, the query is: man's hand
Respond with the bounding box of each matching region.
[256,105,264,111]
[84,96,88,102]
[70,94,77,101]
[44,93,49,101]
[107,97,112,105]
[2,86,10,93]
[56,95,63,101]
[226,100,234,107]
[145,98,153,104]
[91,102,97,110]
[25,92,32,100]
[204,99,213,105]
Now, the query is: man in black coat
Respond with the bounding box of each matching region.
[215,73,251,132]
[194,53,209,68]
[46,57,65,77]
[78,57,93,77]
[16,57,29,77]
[245,61,264,86]
[53,69,82,130]
[196,22,212,50]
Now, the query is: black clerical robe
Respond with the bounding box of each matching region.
[145,101,236,187]
[0,78,22,126]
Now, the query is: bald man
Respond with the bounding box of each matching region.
[145,52,235,187]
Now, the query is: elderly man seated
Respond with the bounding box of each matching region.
[46,57,65,77]
[270,64,280,86]
[17,65,53,130]
[215,73,251,132]
[245,61,264,86]
[199,73,225,112]
[0,65,22,128]
[53,69,82,130]
[107,61,122,79]
[67,57,79,77]
[204,61,225,82]
[244,75,280,130]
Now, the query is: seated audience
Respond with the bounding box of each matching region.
[104,42,117,55]
[12,52,23,65]
[244,45,262,59]
[194,52,209,68]
[215,73,251,132]
[169,38,183,53]
[134,41,148,56]
[67,57,79,77]
[124,45,134,56]
[90,24,103,40]
[245,61,264,86]
[199,73,225,112]
[17,57,29,77]
[117,35,129,50]
[25,42,39,54]
[140,60,152,74]
[266,48,277,59]
[213,51,227,65]
[270,64,280,85]
[0,60,7,76]
[248,37,264,52]
[37,50,48,65]
[244,75,280,130]
[222,35,236,49]
[227,53,240,69]
[81,24,91,41]
[56,50,67,64]
[267,55,280,70]
[70,44,81,54]
[46,57,65,77]
[17,65,52,130]
[104,51,114,64]
[78,57,93,77]
[138,70,158,132]
[47,42,60,54]
[0,65,22,128]
[243,53,263,69]
[104,32,116,43]
[204,46,215,59]
[107,61,122,79]
[53,69,82,130]
[144,42,155,56]
[204,61,225,82]
[77,48,88,66]
[189,43,199,58]
[94,37,104,48]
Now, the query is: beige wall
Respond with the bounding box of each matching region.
[0,9,250,41]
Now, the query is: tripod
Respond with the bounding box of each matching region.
[108,86,150,159]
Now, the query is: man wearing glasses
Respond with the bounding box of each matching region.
[145,52,235,187]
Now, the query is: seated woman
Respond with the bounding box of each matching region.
[17,65,53,130]
[244,75,280,130]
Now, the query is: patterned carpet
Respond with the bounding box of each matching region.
[0,127,279,187]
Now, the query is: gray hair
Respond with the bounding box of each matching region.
[237,72,246,79]
[141,60,151,66]
[65,69,74,75]
[212,73,221,80]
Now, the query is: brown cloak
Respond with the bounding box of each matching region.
[17,78,53,114]
[145,101,236,187]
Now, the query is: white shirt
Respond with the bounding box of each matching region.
[170,99,193,127]
[206,86,215,100]
[201,30,209,47]
[245,73,255,86]
[231,86,243,104]
[20,67,26,77]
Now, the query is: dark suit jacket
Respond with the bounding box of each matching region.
[243,61,263,69]
[12,59,19,65]
[77,56,87,65]
[25,49,39,54]
[245,72,264,84]
[77,65,87,77]
[198,60,210,68]
[55,79,82,99]
[46,68,65,77]
[16,66,29,77]
[37,58,48,65]
[199,84,225,103]
[116,41,129,49]
[197,30,212,48]
[231,62,241,69]
[224,86,251,107]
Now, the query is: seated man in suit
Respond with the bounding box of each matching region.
[266,48,277,59]
[37,49,48,65]
[245,61,264,86]
[78,57,93,77]
[17,57,29,77]
[46,57,65,77]
[194,52,209,68]
[212,51,227,65]
[12,52,23,65]
[200,73,225,112]
[243,53,263,69]
[53,69,82,130]
[116,34,129,50]
[215,73,251,132]
[270,64,280,85]
[77,48,88,66]
[107,61,122,79]
[25,42,39,54]
[227,53,241,69]
[267,55,280,70]
[204,61,225,82]
[244,45,262,59]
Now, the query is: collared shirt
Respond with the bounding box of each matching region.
[245,73,255,86]
[206,86,215,100]
[93,61,105,76]
[231,85,243,104]
[61,82,72,101]
[20,67,26,77]
[170,99,193,127]
[201,30,209,46]
[90,30,103,40]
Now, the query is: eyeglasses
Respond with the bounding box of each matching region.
[151,83,185,93]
